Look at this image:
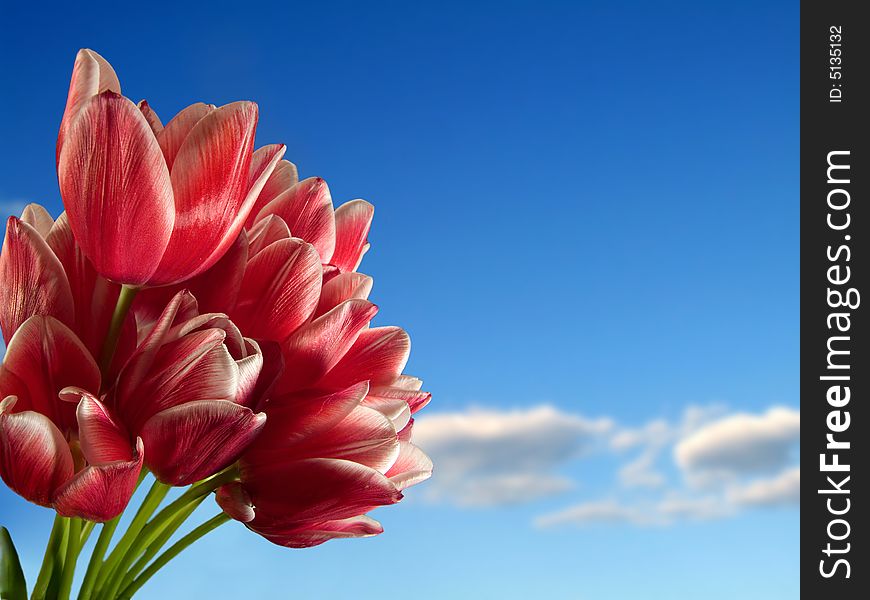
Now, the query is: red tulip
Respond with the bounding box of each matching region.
[0,209,138,377]
[0,316,142,521]
[216,383,432,548]
[56,49,285,287]
[128,164,432,546]
[0,216,74,345]
[110,291,266,485]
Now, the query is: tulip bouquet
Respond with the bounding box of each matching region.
[0,49,432,600]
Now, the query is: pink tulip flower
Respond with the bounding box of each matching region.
[0,316,142,522]
[109,290,266,485]
[56,49,285,287]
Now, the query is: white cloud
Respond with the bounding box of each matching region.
[674,406,800,484]
[618,451,666,489]
[611,405,724,489]
[534,500,652,528]
[728,467,800,507]
[656,495,733,521]
[413,405,612,507]
[535,494,733,529]
[413,403,800,526]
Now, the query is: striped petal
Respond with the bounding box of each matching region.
[19,204,54,238]
[278,405,399,473]
[276,299,377,393]
[331,200,373,272]
[57,92,174,285]
[245,159,299,228]
[231,238,322,342]
[254,177,336,262]
[0,217,74,344]
[248,382,369,456]
[317,326,410,390]
[0,316,100,432]
[244,458,401,527]
[246,215,291,257]
[53,437,143,521]
[314,271,373,318]
[156,102,213,169]
[57,49,121,161]
[149,105,282,286]
[141,400,265,485]
[137,100,164,135]
[386,441,433,491]
[0,398,74,507]
[215,482,255,523]
[259,515,383,548]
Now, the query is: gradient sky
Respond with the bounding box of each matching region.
[0,1,798,598]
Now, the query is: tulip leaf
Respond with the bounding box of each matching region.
[0,526,27,600]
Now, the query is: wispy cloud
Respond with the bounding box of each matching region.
[535,500,652,527]
[674,406,799,489]
[728,467,800,507]
[413,405,612,506]
[415,403,800,527]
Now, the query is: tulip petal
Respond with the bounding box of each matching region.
[247,339,284,412]
[232,238,322,342]
[236,339,264,407]
[0,316,100,431]
[183,231,250,315]
[57,49,121,161]
[386,441,433,491]
[317,326,410,390]
[249,382,369,455]
[281,405,400,473]
[58,92,175,285]
[246,215,291,257]
[0,400,74,507]
[245,458,401,527]
[367,382,431,417]
[314,272,373,318]
[74,393,133,465]
[397,419,414,443]
[331,200,373,272]
[260,515,383,548]
[361,393,412,432]
[245,159,299,228]
[151,103,272,285]
[137,100,164,135]
[0,218,75,345]
[141,400,265,485]
[118,328,237,431]
[156,103,213,168]
[215,482,255,523]
[46,213,136,375]
[276,299,377,393]
[53,437,143,522]
[19,204,54,238]
[254,178,336,262]
[121,290,198,389]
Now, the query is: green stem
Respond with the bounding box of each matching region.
[96,479,169,600]
[134,467,238,553]
[98,285,138,380]
[30,515,67,600]
[77,517,119,600]
[117,514,230,600]
[57,518,82,600]
[122,495,206,588]
[80,521,95,546]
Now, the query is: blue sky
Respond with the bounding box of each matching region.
[0,1,798,598]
